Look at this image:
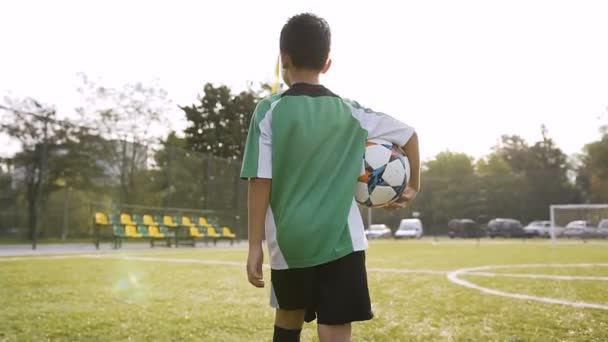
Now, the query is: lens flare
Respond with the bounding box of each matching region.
[112,268,148,304]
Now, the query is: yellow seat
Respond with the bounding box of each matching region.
[189,227,204,237]
[95,212,110,225]
[206,226,221,238]
[148,225,164,238]
[182,216,196,227]
[163,215,178,228]
[120,213,136,226]
[125,225,143,238]
[143,214,158,226]
[198,217,210,226]
[222,227,236,238]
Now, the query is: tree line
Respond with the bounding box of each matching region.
[0,77,606,240]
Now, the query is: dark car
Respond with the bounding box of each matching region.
[448,219,484,238]
[487,218,527,238]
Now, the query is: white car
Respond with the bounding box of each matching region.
[597,219,608,239]
[394,219,423,239]
[523,221,564,238]
[365,224,392,239]
[563,220,596,239]
[523,221,550,237]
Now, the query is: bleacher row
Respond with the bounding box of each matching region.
[94,212,237,249]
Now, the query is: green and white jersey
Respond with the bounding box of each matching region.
[241,83,414,270]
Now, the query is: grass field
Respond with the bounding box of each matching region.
[1,239,608,341]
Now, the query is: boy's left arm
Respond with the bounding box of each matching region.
[345,99,420,208]
[388,132,420,208]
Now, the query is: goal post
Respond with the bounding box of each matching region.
[550,204,608,241]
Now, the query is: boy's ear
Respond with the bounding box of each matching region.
[280,54,293,86]
[280,53,291,70]
[321,58,332,74]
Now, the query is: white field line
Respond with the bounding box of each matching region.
[367,267,446,275]
[466,271,608,281]
[447,264,608,311]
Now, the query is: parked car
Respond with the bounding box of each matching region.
[448,219,483,238]
[523,220,549,237]
[596,219,608,239]
[365,224,392,239]
[563,220,596,239]
[487,218,526,238]
[394,219,423,239]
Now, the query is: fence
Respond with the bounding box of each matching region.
[0,138,247,244]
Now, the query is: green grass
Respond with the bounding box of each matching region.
[1,240,608,341]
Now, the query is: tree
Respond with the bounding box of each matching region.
[493,127,579,221]
[76,73,172,204]
[577,134,608,203]
[0,97,69,242]
[0,157,14,209]
[494,134,531,173]
[181,83,264,159]
[477,153,526,220]
[0,96,107,241]
[147,132,208,208]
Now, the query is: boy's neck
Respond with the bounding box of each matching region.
[288,69,321,86]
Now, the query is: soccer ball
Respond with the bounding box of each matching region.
[355,139,410,208]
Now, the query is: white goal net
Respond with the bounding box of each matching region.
[550,204,608,241]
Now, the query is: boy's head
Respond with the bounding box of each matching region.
[280,13,331,85]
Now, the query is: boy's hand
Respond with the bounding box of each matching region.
[246,244,265,288]
[385,186,418,210]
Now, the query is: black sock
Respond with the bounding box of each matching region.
[273,325,301,342]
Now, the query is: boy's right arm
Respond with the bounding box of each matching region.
[240,97,275,288]
[247,178,270,288]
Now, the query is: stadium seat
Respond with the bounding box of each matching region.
[112,224,125,249]
[125,225,143,238]
[148,225,165,238]
[198,216,211,226]
[93,212,113,249]
[143,214,158,226]
[222,227,237,239]
[162,215,178,228]
[132,214,144,225]
[159,225,176,237]
[189,226,204,238]
[110,213,121,225]
[181,216,197,227]
[120,213,137,226]
[113,224,125,236]
[137,225,150,237]
[204,225,221,246]
[95,212,111,226]
[205,216,236,245]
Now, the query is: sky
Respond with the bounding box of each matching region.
[0,0,607,161]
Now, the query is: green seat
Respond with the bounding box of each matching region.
[137,225,150,237]
[113,225,125,237]
[110,213,121,225]
[159,226,175,237]
[132,214,144,225]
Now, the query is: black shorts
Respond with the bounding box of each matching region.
[270,251,373,325]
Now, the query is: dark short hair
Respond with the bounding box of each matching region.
[280,13,331,71]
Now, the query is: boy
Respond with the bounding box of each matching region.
[240,13,420,342]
